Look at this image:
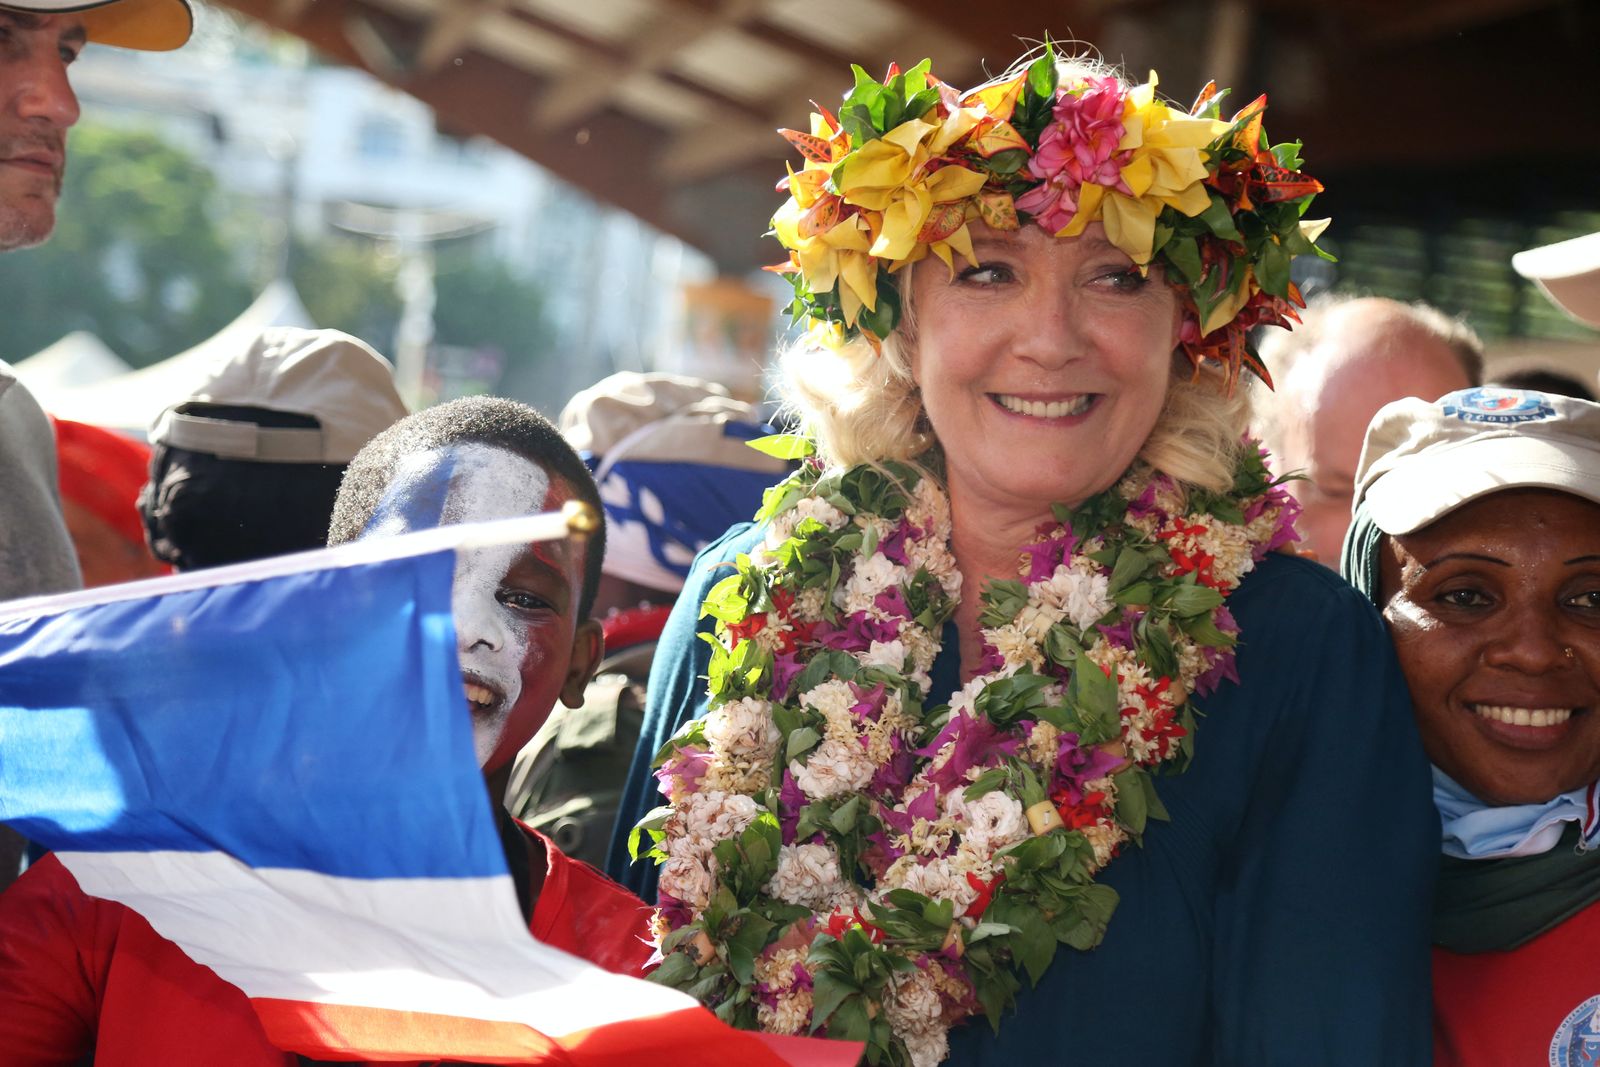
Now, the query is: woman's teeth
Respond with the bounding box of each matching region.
[1471,704,1573,727]
[464,682,495,709]
[995,394,1092,419]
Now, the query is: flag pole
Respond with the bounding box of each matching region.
[0,506,598,624]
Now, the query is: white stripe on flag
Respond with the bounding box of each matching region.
[0,511,575,623]
[59,850,694,1035]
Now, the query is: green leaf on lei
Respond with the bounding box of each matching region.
[978,578,1029,628]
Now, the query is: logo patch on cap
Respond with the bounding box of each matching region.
[1442,387,1556,425]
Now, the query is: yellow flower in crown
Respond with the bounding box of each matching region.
[768,45,1333,388]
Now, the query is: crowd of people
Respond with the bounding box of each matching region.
[2,1,1599,1065]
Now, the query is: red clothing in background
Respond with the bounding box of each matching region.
[0,828,654,1066]
[1433,900,1600,1066]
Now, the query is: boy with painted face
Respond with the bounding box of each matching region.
[329,398,607,800]
[0,397,651,1065]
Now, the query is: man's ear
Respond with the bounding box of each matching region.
[559,618,604,708]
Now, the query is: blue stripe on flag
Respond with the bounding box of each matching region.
[0,550,505,880]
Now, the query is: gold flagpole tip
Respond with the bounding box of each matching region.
[561,500,602,540]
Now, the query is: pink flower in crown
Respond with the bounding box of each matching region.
[1015,77,1131,234]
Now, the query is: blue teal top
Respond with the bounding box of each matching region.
[607,522,1438,1065]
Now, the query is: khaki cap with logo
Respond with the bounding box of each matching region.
[0,0,192,51]
[1354,386,1600,535]
[149,327,409,465]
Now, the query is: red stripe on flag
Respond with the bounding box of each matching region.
[253,997,566,1063]
[253,998,862,1067]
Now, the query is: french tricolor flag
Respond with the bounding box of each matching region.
[0,519,855,1066]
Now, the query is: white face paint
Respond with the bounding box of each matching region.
[363,443,562,767]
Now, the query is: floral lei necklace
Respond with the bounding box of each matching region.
[632,439,1299,1066]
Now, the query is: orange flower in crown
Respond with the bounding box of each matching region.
[766,45,1332,390]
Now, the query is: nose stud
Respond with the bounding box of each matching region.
[1565,647,1577,660]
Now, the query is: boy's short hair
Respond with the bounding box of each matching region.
[328,396,606,618]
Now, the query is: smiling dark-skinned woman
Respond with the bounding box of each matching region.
[1343,386,1600,1067]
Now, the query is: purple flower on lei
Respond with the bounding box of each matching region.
[975,641,1006,676]
[919,710,1020,793]
[868,732,916,795]
[1245,485,1303,560]
[816,610,901,653]
[1194,606,1242,696]
[1096,608,1145,652]
[777,768,805,845]
[879,518,922,567]
[850,682,889,721]
[1051,728,1124,805]
[655,744,711,798]
[771,649,805,702]
[872,786,939,862]
[657,891,694,931]
[1126,473,1177,526]
[874,586,912,621]
[1021,524,1077,584]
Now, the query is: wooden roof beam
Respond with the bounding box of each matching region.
[416,0,508,75]
[530,0,766,133]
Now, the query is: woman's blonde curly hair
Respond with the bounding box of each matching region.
[779,268,1253,502]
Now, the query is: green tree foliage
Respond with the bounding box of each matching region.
[288,235,401,353]
[433,247,545,361]
[0,123,253,367]
[1,122,551,395]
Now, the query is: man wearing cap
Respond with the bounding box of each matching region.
[0,0,190,889]
[138,326,409,571]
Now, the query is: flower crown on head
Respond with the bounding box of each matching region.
[767,45,1332,390]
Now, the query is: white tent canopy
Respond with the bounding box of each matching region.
[36,280,316,435]
[12,332,132,395]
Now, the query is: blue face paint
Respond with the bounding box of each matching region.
[362,451,456,537]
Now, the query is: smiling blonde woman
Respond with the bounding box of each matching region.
[614,45,1438,1066]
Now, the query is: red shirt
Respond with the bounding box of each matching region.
[1433,900,1600,1066]
[0,829,655,1066]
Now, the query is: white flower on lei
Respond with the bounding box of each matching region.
[794,495,849,531]
[1197,516,1257,588]
[840,551,904,613]
[880,855,980,912]
[765,841,849,910]
[943,789,1027,855]
[658,852,715,907]
[791,737,875,799]
[988,622,1044,673]
[703,696,781,760]
[801,679,862,747]
[682,789,759,844]
[861,638,907,672]
[883,969,950,1067]
[1038,561,1113,632]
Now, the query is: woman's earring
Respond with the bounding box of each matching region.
[1565,647,1577,660]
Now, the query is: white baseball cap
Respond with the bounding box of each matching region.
[1512,231,1600,329]
[1354,386,1600,535]
[149,327,409,464]
[0,0,192,51]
